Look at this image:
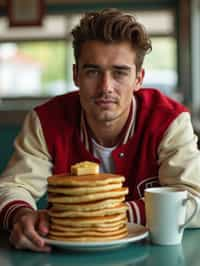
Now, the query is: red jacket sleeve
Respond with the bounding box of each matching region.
[126,198,146,225]
[0,201,34,230]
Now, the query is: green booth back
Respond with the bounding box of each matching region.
[0,125,19,173]
[0,125,47,209]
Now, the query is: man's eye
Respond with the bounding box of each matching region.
[85,69,99,77]
[114,70,128,78]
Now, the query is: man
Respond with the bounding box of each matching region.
[0,9,200,252]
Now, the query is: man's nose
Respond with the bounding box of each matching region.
[100,71,114,93]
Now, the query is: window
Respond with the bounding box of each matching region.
[0,15,78,99]
[143,37,177,97]
[134,10,178,99]
[0,9,178,101]
[0,41,75,97]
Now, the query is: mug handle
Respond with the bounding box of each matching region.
[179,196,198,232]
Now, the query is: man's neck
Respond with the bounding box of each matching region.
[90,121,122,147]
[85,108,131,148]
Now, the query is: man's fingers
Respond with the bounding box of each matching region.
[9,209,52,252]
[10,221,51,252]
[23,225,44,247]
[20,238,51,253]
[37,210,49,236]
[11,233,51,252]
[20,213,45,247]
[11,211,47,248]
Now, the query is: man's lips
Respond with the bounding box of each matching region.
[94,99,117,108]
[94,97,118,104]
[95,99,115,104]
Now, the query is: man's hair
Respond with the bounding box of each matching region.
[71,9,152,72]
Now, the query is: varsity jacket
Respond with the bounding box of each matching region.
[1,89,200,229]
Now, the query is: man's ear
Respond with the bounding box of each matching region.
[73,64,79,87]
[135,68,145,91]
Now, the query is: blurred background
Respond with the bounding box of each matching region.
[0,0,199,171]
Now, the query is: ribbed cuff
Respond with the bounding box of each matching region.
[126,198,146,225]
[0,201,34,231]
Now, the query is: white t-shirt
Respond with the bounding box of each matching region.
[92,138,117,173]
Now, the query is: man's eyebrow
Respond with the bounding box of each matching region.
[113,65,133,71]
[81,64,134,70]
[82,64,100,69]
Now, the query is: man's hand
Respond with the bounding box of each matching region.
[9,208,51,252]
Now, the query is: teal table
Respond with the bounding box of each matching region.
[0,229,199,266]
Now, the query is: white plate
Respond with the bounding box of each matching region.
[44,223,149,251]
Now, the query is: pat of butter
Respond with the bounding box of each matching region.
[71,161,100,175]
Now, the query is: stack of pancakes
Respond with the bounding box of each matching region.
[47,172,128,242]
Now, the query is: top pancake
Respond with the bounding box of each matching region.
[48,173,125,187]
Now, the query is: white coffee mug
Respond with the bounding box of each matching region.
[144,187,198,245]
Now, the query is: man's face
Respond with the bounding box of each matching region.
[73,41,144,124]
